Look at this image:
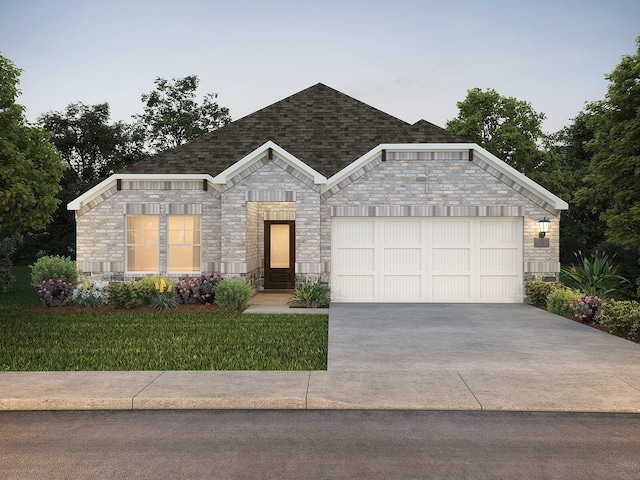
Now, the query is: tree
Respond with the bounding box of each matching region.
[580,37,640,252]
[0,54,64,234]
[446,88,570,198]
[0,53,65,290]
[39,102,147,187]
[136,75,232,152]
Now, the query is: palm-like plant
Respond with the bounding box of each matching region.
[560,251,630,298]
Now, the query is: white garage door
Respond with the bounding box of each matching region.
[331,217,523,303]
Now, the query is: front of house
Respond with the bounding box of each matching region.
[68,84,568,303]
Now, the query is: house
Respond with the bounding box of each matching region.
[68,83,568,303]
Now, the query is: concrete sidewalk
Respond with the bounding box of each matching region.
[1,301,640,413]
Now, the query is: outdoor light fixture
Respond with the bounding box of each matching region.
[534,218,551,248]
[538,218,551,238]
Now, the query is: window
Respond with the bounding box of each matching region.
[168,215,201,272]
[126,215,159,272]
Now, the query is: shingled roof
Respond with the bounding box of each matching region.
[122,83,467,178]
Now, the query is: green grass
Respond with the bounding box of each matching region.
[0,267,327,371]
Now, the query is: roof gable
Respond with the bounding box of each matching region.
[122,83,466,178]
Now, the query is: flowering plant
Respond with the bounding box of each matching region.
[35,279,74,307]
[150,277,177,310]
[174,273,223,305]
[72,276,108,307]
[570,295,605,324]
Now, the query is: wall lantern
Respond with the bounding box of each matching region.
[534,218,551,248]
[538,218,551,238]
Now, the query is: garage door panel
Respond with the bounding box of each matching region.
[333,275,375,300]
[433,275,470,300]
[384,248,422,271]
[480,248,519,271]
[331,217,523,303]
[432,221,470,244]
[432,248,470,272]
[335,248,374,271]
[384,276,422,299]
[480,275,520,300]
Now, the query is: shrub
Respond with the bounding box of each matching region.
[215,277,254,311]
[149,277,177,310]
[600,300,640,338]
[30,255,77,287]
[175,273,223,305]
[546,286,583,316]
[289,280,331,308]
[72,276,108,307]
[560,251,630,299]
[569,295,605,324]
[134,275,172,305]
[107,282,139,309]
[35,279,74,307]
[524,280,560,306]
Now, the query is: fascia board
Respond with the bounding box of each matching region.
[210,141,327,185]
[67,173,217,210]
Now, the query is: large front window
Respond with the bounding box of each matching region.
[126,215,159,272]
[168,215,201,272]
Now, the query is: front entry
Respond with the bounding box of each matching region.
[264,220,295,289]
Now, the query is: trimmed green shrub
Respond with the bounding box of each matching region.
[525,280,560,306]
[560,251,630,299]
[30,255,77,286]
[546,286,583,316]
[600,300,640,338]
[215,277,254,311]
[289,280,331,308]
[107,282,139,309]
[134,275,173,305]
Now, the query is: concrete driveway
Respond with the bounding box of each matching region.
[314,303,640,411]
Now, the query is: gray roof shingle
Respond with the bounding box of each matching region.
[122,83,467,178]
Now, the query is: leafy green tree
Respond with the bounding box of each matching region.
[136,75,232,152]
[0,53,65,288]
[579,37,640,252]
[39,102,146,186]
[0,54,64,234]
[446,88,570,198]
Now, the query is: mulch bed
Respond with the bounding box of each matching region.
[26,303,228,314]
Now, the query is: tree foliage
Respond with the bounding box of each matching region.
[0,53,64,234]
[446,88,570,198]
[136,75,231,152]
[579,37,640,252]
[39,102,146,186]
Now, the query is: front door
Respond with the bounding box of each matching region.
[264,220,295,289]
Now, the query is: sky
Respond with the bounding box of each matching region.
[1,0,638,134]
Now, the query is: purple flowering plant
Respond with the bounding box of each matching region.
[570,295,605,324]
[174,273,223,305]
[35,279,75,307]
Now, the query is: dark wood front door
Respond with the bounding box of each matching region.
[264,220,295,289]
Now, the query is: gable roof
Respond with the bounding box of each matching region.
[122,83,467,178]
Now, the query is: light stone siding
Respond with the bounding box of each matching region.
[321,151,562,282]
[75,182,221,281]
[75,149,564,290]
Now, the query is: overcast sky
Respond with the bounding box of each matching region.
[1,0,638,134]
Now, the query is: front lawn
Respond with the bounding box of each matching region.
[0,268,327,371]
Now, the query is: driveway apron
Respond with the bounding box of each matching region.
[327,303,640,373]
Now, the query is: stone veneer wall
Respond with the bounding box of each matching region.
[320,151,563,283]
[75,180,221,281]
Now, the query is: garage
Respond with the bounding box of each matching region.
[330,217,523,303]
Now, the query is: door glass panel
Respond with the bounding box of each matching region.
[270,224,290,268]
